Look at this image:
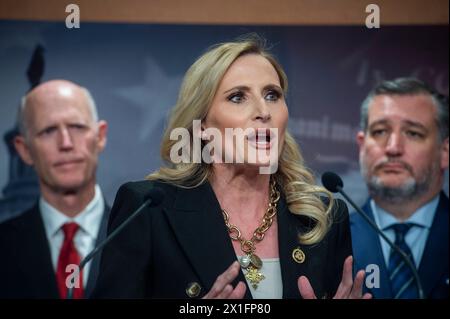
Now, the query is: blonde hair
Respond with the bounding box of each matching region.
[148,36,334,245]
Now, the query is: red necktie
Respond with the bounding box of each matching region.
[56,222,84,299]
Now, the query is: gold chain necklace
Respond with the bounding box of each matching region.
[221,179,281,289]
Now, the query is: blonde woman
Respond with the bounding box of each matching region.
[94,37,371,299]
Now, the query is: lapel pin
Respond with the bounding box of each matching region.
[186,282,202,298]
[292,247,306,264]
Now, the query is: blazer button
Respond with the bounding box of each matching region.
[292,247,306,264]
[186,282,202,298]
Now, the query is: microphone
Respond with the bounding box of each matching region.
[321,172,425,299]
[66,187,165,299]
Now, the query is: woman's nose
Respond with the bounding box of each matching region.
[254,99,271,122]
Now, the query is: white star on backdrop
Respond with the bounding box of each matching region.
[115,57,183,141]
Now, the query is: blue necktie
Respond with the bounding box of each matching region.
[387,223,418,299]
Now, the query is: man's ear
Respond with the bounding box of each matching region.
[440,137,449,171]
[14,135,34,165]
[356,131,365,149]
[96,120,108,152]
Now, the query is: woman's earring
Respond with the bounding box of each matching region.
[201,131,209,141]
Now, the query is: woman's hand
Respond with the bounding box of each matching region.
[203,261,247,299]
[298,256,372,299]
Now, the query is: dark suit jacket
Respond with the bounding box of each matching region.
[0,200,110,298]
[350,192,449,299]
[93,180,352,299]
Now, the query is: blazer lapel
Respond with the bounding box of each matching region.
[16,206,59,298]
[352,201,392,298]
[417,193,449,297]
[276,194,311,298]
[163,182,252,298]
[85,201,111,297]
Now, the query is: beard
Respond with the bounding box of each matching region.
[360,157,437,204]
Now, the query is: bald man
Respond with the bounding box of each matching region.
[0,80,110,298]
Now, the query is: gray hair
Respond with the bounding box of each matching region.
[18,86,99,138]
[360,77,449,141]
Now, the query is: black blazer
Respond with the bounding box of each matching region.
[0,201,110,298]
[93,180,352,299]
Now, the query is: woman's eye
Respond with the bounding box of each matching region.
[228,92,245,104]
[265,90,281,102]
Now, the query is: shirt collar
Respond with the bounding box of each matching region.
[40,185,104,239]
[371,194,440,231]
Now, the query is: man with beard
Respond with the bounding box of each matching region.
[351,77,449,299]
[0,80,110,298]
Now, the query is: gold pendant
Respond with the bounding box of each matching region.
[240,253,263,269]
[244,265,265,289]
[249,253,262,269]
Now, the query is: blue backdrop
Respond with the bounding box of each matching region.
[0,21,448,219]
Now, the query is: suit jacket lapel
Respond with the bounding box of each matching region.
[418,192,449,297]
[163,182,252,298]
[16,205,59,298]
[85,201,111,297]
[354,201,392,298]
[276,194,310,298]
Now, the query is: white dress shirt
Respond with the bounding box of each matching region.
[40,184,104,287]
[238,256,283,299]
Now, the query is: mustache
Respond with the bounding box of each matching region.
[374,158,414,174]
